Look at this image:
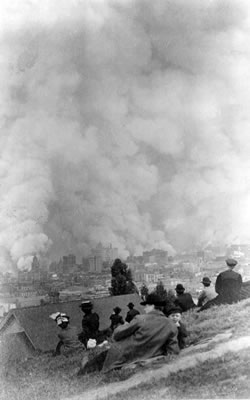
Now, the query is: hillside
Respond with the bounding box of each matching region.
[1,299,250,400]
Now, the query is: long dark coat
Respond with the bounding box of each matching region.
[174,292,196,312]
[215,269,242,303]
[102,309,179,372]
[125,308,140,323]
[199,270,243,311]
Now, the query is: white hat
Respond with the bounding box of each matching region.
[50,312,69,326]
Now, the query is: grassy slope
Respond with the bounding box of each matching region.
[1,299,250,400]
[108,349,250,400]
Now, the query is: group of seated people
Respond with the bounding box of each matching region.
[172,258,242,312]
[109,301,140,331]
[49,257,243,374]
[50,293,187,374]
[49,300,143,356]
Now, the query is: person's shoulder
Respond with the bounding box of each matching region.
[165,317,178,332]
[223,269,240,277]
[134,313,144,321]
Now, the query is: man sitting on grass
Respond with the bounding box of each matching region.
[174,284,196,312]
[199,259,243,311]
[125,302,140,323]
[79,293,179,375]
[197,277,217,307]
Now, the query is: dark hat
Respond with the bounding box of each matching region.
[175,284,185,293]
[226,258,237,267]
[127,302,134,308]
[201,277,211,285]
[165,307,182,317]
[79,300,93,309]
[140,293,166,306]
[113,306,122,313]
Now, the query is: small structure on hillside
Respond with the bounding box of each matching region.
[0,293,143,361]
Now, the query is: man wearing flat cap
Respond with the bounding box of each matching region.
[215,258,242,304]
[199,259,243,311]
[125,302,140,323]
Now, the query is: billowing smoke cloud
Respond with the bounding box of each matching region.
[1,0,250,271]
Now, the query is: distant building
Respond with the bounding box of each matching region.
[31,256,40,271]
[88,256,102,273]
[62,254,76,274]
[104,244,118,263]
[204,245,226,259]
[30,256,41,282]
[143,249,168,265]
[228,244,250,259]
[89,243,119,272]
[134,270,145,282]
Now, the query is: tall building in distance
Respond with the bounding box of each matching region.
[88,243,119,273]
[104,243,118,263]
[88,255,102,273]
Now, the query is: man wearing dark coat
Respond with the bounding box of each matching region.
[78,293,179,375]
[215,258,242,303]
[125,302,140,323]
[199,259,243,311]
[174,284,196,312]
[102,293,179,372]
[78,301,100,347]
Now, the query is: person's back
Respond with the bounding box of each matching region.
[49,312,84,355]
[175,292,196,312]
[125,308,140,323]
[79,301,100,346]
[198,286,217,306]
[110,307,124,330]
[216,268,242,303]
[174,284,196,312]
[102,294,179,372]
[197,277,217,307]
[82,312,99,336]
[58,325,83,352]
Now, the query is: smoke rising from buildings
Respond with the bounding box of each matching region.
[1,0,250,271]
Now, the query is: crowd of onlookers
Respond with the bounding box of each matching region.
[49,258,243,374]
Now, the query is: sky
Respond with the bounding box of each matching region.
[1,0,250,272]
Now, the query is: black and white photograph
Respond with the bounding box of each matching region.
[0,1,250,399]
